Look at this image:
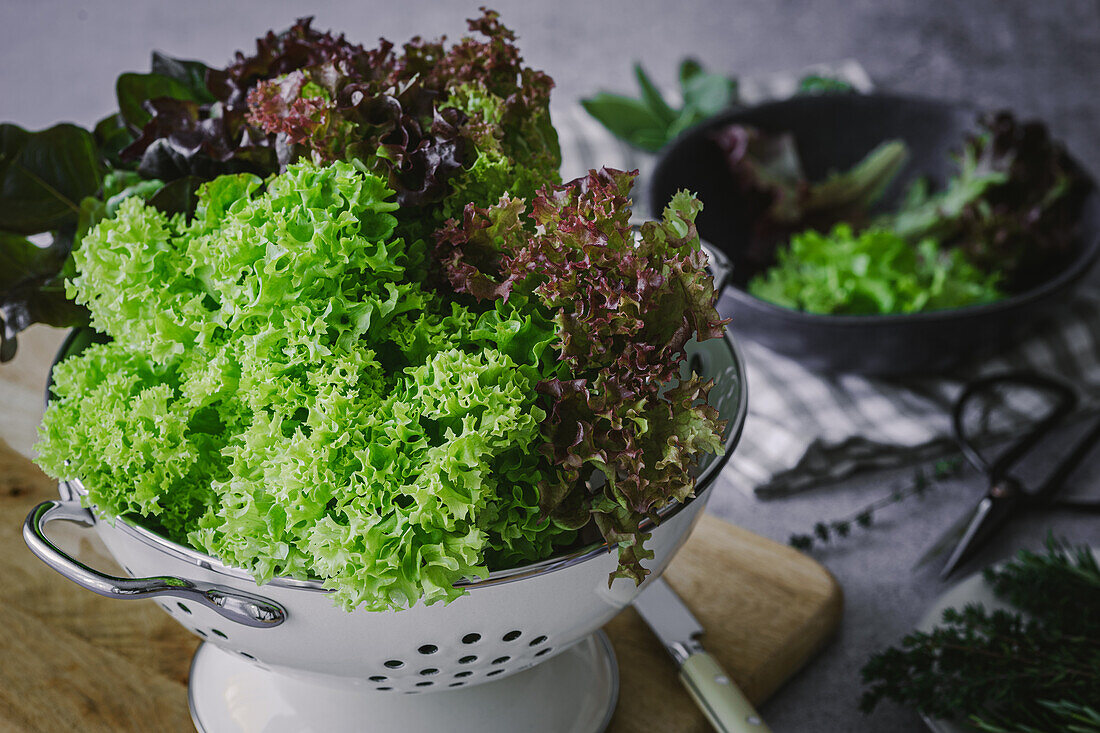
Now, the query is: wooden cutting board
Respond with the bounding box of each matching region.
[0,437,841,732]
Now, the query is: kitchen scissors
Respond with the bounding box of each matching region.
[921,371,1100,579]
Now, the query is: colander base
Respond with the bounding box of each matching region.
[188,631,619,732]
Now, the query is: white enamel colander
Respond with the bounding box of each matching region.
[24,326,746,733]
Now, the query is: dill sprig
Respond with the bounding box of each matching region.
[861,537,1100,732]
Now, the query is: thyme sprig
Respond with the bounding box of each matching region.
[861,537,1100,732]
[789,458,964,551]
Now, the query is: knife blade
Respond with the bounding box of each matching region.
[633,578,773,733]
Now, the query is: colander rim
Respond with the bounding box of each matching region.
[54,329,747,593]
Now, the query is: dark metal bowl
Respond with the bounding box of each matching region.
[649,93,1100,375]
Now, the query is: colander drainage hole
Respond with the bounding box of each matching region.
[211,629,227,639]
[535,647,552,657]
[461,633,481,644]
[160,603,173,614]
[415,681,433,687]
[458,655,477,664]
[193,628,207,638]
[502,630,522,642]
[454,671,473,678]
[239,652,256,660]
[177,602,192,615]
[417,644,438,655]
[383,660,404,669]
[528,635,547,646]
[368,676,387,682]
[449,682,465,688]
[486,670,504,677]
[491,656,510,665]
[419,668,439,676]
[376,687,392,691]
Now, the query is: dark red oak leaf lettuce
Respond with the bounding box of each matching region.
[124,97,275,180]
[0,11,563,360]
[123,10,557,216]
[206,18,390,110]
[950,112,1088,292]
[435,168,727,583]
[711,124,908,275]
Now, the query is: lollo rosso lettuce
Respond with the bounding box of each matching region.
[436,168,727,583]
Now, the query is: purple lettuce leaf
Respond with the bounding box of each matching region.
[712,124,907,274]
[434,168,727,583]
[952,112,1089,291]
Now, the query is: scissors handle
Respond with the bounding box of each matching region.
[952,371,1077,481]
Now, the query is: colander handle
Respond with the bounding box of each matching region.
[23,500,286,628]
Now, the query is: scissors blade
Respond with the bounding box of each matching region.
[938,493,1016,580]
[914,503,981,570]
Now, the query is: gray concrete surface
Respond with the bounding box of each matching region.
[2,1,1098,731]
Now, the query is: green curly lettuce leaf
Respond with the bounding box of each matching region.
[36,341,222,542]
[36,160,575,611]
[748,224,1004,315]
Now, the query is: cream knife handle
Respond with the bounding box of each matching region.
[679,652,773,733]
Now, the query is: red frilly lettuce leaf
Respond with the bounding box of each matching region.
[435,168,727,583]
[951,112,1089,292]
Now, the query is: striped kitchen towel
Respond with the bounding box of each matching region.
[557,60,1100,498]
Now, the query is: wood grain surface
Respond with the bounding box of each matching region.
[606,516,842,732]
[0,424,841,732]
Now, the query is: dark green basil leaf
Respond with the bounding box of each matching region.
[580,94,668,152]
[797,74,856,95]
[0,123,103,234]
[681,72,736,118]
[666,107,702,142]
[0,230,87,361]
[678,58,704,90]
[147,175,202,218]
[93,113,136,168]
[116,72,205,129]
[150,52,216,103]
[633,63,676,126]
[632,128,675,152]
[0,232,61,287]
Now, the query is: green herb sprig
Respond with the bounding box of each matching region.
[581,61,858,154]
[581,61,738,153]
[789,458,964,551]
[861,537,1100,732]
[798,74,857,95]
